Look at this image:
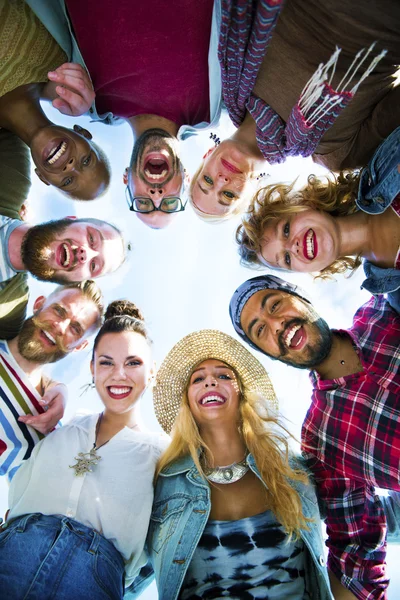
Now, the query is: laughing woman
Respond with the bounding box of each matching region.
[127,330,334,600]
[237,126,400,312]
[0,300,168,600]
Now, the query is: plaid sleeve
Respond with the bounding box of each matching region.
[305,455,389,600]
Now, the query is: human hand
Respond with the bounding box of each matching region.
[18,383,67,435]
[46,63,95,116]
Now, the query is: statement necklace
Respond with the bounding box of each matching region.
[69,412,138,477]
[204,456,249,485]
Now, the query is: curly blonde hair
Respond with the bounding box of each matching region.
[237,171,362,279]
[156,375,311,539]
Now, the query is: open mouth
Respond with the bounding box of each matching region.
[303,229,318,260]
[199,393,226,406]
[40,329,56,346]
[144,157,169,182]
[43,139,68,167]
[107,386,132,400]
[221,159,242,174]
[283,324,306,350]
[57,243,73,268]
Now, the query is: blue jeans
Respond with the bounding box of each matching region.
[0,513,125,599]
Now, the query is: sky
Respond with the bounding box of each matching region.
[0,104,398,597]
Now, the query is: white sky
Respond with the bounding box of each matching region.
[1,104,398,597]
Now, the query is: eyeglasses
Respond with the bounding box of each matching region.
[125,186,187,214]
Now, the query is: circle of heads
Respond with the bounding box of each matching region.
[153,329,278,434]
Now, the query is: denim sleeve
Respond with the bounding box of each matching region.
[381,491,400,544]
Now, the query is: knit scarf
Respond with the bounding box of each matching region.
[218,0,386,164]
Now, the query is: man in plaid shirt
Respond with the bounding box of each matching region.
[229,274,400,600]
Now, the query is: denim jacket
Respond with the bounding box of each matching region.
[357,126,400,313]
[26,0,223,137]
[126,454,333,600]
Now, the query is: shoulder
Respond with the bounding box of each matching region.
[132,430,170,457]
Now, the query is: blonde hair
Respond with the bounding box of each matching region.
[237,171,362,279]
[156,381,310,538]
[52,280,104,329]
[188,158,257,224]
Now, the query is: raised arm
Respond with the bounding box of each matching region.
[41,63,95,117]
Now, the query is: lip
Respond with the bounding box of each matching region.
[39,329,57,348]
[220,158,242,174]
[56,242,75,270]
[42,138,70,170]
[143,152,170,184]
[303,229,318,261]
[283,324,307,351]
[107,386,132,400]
[199,392,227,406]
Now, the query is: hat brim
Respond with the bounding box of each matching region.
[153,329,278,434]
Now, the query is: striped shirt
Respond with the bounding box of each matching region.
[0,216,22,287]
[0,340,44,481]
[302,296,400,600]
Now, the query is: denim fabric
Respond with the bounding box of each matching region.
[382,491,400,543]
[0,513,125,600]
[357,126,400,215]
[126,454,333,600]
[356,126,400,309]
[26,0,223,136]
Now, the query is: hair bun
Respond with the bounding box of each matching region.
[104,300,144,322]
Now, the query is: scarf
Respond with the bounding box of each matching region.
[218,0,386,163]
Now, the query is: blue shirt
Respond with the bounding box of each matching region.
[357,126,400,313]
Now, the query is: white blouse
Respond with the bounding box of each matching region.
[8,413,169,584]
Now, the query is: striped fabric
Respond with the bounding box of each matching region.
[218,0,380,163]
[0,216,21,287]
[0,341,44,481]
[0,0,67,99]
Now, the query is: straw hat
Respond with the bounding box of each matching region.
[153,329,278,434]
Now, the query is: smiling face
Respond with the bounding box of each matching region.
[21,218,124,283]
[192,140,256,217]
[91,331,152,415]
[240,290,332,369]
[187,359,241,428]
[258,209,340,273]
[30,125,109,200]
[17,288,100,364]
[128,128,185,229]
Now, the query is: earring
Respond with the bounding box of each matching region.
[256,172,268,181]
[79,377,95,397]
[209,132,221,146]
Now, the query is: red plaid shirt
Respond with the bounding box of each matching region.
[302,296,400,600]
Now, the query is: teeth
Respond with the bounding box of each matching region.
[43,330,56,344]
[62,243,70,267]
[201,395,225,405]
[144,169,167,180]
[305,229,315,259]
[284,324,301,348]
[47,141,67,165]
[109,387,131,395]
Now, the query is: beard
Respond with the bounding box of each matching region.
[18,315,69,364]
[21,219,71,283]
[129,128,183,189]
[274,311,333,370]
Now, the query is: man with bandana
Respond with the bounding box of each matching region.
[0,280,103,479]
[229,275,400,600]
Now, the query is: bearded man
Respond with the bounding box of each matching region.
[229,275,400,600]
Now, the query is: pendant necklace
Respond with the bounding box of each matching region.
[204,455,249,485]
[69,412,138,477]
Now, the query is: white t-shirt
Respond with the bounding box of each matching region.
[8,413,169,584]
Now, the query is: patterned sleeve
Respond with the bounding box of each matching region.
[304,456,389,600]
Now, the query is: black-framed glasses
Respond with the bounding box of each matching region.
[125,186,187,214]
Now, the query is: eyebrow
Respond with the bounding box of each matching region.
[247,292,274,338]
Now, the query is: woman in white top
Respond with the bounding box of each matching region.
[0,300,168,600]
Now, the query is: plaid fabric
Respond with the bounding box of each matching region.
[0,341,44,481]
[302,296,400,600]
[218,0,379,164]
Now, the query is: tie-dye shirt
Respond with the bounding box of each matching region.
[180,509,310,599]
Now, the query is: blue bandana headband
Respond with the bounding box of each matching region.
[229,275,311,353]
